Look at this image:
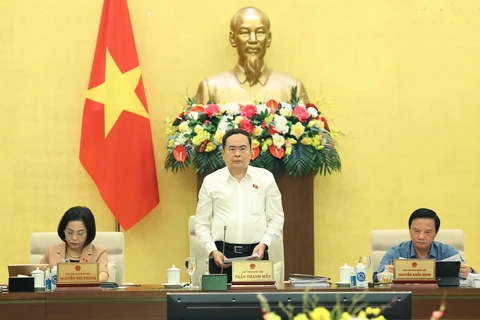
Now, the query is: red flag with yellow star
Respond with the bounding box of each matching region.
[80,0,159,230]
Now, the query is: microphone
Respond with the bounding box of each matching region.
[221,226,227,274]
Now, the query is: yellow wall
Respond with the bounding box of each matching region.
[1,0,479,283]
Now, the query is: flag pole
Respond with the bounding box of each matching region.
[115,219,120,232]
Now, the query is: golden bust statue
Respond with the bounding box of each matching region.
[195,7,309,104]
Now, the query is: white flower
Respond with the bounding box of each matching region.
[256,104,269,114]
[174,134,187,146]
[274,115,289,134]
[217,115,232,131]
[272,133,285,148]
[224,103,240,116]
[307,107,318,118]
[279,102,292,117]
[188,112,199,121]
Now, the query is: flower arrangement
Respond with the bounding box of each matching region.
[257,291,386,320]
[257,290,447,320]
[164,87,341,178]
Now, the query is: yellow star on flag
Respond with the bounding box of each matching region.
[86,49,149,137]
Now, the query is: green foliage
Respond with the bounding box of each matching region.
[193,149,225,174]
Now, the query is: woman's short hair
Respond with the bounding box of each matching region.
[57,206,97,245]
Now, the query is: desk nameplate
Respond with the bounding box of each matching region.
[57,262,99,285]
[394,259,436,281]
[232,260,273,283]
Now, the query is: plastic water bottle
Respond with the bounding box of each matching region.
[356,262,367,288]
[51,266,57,291]
[45,268,51,292]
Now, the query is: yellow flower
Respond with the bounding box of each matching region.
[311,136,321,148]
[339,312,353,320]
[262,138,273,152]
[252,139,260,149]
[309,307,330,320]
[194,124,203,134]
[214,130,225,144]
[292,313,309,320]
[263,312,281,320]
[301,137,312,145]
[365,307,381,316]
[357,310,367,319]
[253,126,263,137]
[178,121,189,133]
[285,145,292,155]
[192,131,210,146]
[264,114,274,124]
[205,142,217,152]
[290,122,305,139]
[308,119,324,129]
[164,127,176,135]
[235,116,244,124]
[167,139,174,148]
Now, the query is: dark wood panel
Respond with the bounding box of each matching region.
[0,292,45,320]
[2,286,480,320]
[276,173,314,278]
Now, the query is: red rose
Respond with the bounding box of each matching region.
[204,104,220,118]
[292,106,309,122]
[241,104,257,118]
[240,118,255,134]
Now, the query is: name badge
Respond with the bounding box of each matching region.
[57,262,99,284]
[232,260,273,282]
[394,259,435,280]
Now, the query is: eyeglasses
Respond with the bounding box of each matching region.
[226,146,250,154]
[64,229,87,238]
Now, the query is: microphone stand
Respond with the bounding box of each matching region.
[221,226,227,274]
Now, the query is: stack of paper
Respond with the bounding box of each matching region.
[467,273,480,288]
[0,284,7,292]
[289,273,331,288]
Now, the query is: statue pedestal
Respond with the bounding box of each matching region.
[197,172,314,280]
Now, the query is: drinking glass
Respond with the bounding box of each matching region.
[359,255,372,281]
[359,256,372,270]
[184,257,197,287]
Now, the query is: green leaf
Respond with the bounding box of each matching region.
[164,146,195,173]
[193,149,225,174]
[283,143,315,177]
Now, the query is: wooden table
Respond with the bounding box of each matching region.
[1,285,480,320]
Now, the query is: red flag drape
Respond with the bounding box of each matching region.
[80,0,159,230]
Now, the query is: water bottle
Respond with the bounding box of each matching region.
[45,268,51,292]
[356,262,367,288]
[51,266,57,291]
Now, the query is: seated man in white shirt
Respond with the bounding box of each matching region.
[195,128,285,283]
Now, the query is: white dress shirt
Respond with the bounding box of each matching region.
[195,166,285,255]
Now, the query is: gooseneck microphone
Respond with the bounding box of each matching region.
[220,226,227,274]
